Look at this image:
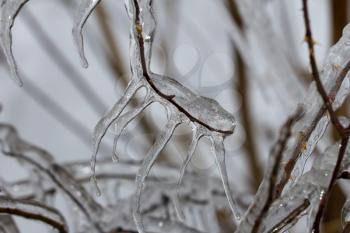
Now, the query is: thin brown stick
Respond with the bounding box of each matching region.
[132,0,232,135]
[302,0,345,136]
[251,108,303,233]
[0,197,68,233]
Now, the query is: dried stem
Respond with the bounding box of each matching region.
[302,0,345,136]
[250,108,303,233]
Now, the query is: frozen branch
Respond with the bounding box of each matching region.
[0,196,68,233]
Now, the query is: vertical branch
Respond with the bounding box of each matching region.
[235,47,262,191]
[302,0,344,135]
[226,0,262,191]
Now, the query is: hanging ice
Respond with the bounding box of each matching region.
[88,0,241,232]
[72,0,101,68]
[0,0,29,86]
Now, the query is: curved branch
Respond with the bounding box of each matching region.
[0,196,68,233]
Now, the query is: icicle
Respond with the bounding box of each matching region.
[112,94,154,161]
[133,114,181,233]
[90,78,144,194]
[72,0,101,68]
[0,0,29,86]
[174,126,202,222]
[211,134,241,224]
[0,196,68,233]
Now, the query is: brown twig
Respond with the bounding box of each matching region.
[302,1,350,230]
[302,0,346,136]
[132,0,232,135]
[0,197,68,233]
[251,108,303,233]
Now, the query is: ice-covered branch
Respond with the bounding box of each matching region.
[85,1,241,232]
[236,108,303,232]
[274,24,350,197]
[0,123,104,233]
[0,196,68,233]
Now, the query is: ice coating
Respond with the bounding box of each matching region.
[90,77,145,193]
[0,0,29,86]
[88,1,239,232]
[0,196,68,233]
[133,114,181,233]
[72,0,101,68]
[0,123,104,233]
[211,134,241,223]
[271,23,350,198]
[241,144,340,233]
[112,93,154,161]
[175,127,202,221]
[151,74,236,132]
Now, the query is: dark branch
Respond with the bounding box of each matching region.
[302,0,345,136]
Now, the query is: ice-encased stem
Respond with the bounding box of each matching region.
[91,78,143,194]
[175,127,202,222]
[0,124,104,233]
[211,134,241,223]
[0,0,29,86]
[0,196,68,233]
[247,143,341,233]
[72,0,101,68]
[112,94,154,161]
[133,116,180,233]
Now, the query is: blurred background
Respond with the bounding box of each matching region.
[0,0,348,232]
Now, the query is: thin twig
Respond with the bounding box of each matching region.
[132,0,232,135]
[0,197,68,233]
[251,108,303,233]
[302,0,345,136]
